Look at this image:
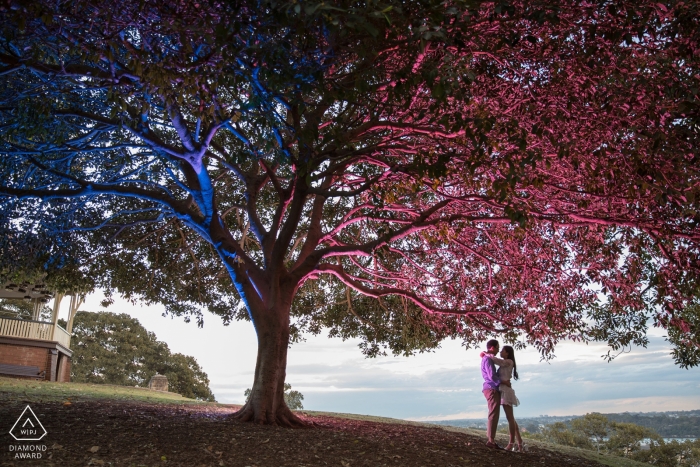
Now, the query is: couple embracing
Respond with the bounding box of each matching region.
[481,339,523,451]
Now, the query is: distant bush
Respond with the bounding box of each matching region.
[525,421,593,449]
[523,412,700,467]
[607,422,657,457]
[244,384,304,410]
[631,439,700,467]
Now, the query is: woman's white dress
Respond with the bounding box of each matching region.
[489,356,520,407]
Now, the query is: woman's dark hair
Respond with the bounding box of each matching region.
[502,345,519,380]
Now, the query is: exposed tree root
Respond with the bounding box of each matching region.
[231,402,313,427]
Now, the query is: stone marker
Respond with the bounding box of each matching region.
[148,373,168,392]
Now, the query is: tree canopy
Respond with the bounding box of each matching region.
[66,311,216,402]
[0,298,51,320]
[1,0,698,424]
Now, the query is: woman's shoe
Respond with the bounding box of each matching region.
[505,443,514,451]
[516,443,525,452]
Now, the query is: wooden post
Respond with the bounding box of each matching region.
[66,294,83,335]
[32,299,40,320]
[50,294,63,341]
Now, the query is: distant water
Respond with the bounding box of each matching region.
[647,438,697,444]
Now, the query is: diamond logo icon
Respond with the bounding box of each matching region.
[9,405,47,441]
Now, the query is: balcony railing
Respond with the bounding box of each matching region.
[0,317,71,349]
[52,323,71,349]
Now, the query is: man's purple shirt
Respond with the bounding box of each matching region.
[481,355,500,391]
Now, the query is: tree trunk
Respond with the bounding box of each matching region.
[232,293,309,427]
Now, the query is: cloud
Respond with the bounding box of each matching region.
[409,411,489,421]
[284,335,699,419]
[561,396,700,416]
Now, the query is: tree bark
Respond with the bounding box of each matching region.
[231,291,309,427]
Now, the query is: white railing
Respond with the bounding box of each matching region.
[52,324,72,349]
[0,317,71,348]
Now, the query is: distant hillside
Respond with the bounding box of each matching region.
[601,411,700,438]
[431,414,577,432]
[432,410,700,438]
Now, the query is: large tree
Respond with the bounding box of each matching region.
[1,0,698,425]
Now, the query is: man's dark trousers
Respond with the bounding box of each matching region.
[483,388,500,442]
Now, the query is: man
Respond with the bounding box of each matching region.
[481,339,501,448]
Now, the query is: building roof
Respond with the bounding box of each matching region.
[0,282,54,301]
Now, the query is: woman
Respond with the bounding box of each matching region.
[480,345,523,451]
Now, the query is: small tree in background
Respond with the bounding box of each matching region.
[67,311,216,401]
[537,421,593,450]
[161,353,217,402]
[571,413,611,453]
[606,422,658,457]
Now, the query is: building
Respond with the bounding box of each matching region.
[0,282,82,382]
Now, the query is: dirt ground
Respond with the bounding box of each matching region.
[0,398,608,467]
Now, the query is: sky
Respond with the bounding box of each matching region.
[58,293,700,421]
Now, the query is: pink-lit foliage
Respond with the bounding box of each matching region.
[1,0,699,424]
[290,1,700,358]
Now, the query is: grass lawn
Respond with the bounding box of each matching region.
[0,376,220,405]
[0,377,650,467]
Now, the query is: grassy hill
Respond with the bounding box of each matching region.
[0,375,212,405]
[304,411,650,467]
[0,377,650,467]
